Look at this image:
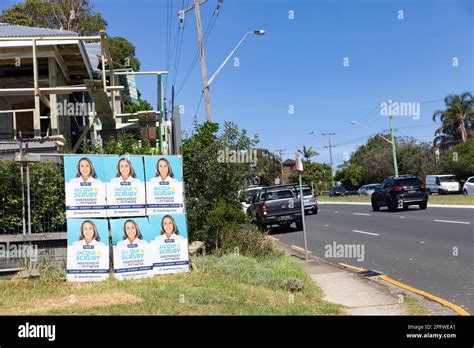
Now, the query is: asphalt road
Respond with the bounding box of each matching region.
[270,203,474,313]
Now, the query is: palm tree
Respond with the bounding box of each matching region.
[432,92,474,150]
[298,146,318,160]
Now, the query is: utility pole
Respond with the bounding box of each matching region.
[276,149,285,184]
[179,0,212,121]
[322,132,335,186]
[388,100,399,177]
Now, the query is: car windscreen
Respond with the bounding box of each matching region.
[395,178,420,187]
[439,176,457,183]
[245,189,260,199]
[366,185,378,190]
[263,190,294,200]
[335,187,346,191]
[302,188,313,196]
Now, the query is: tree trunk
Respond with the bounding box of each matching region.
[460,119,468,144]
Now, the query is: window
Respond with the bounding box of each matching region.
[439,176,457,183]
[468,178,474,184]
[263,190,294,200]
[396,178,421,187]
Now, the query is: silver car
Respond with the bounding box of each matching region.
[358,184,380,196]
[462,176,474,195]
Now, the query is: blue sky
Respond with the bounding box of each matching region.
[2,0,472,166]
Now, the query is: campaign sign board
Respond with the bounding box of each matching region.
[144,156,184,214]
[66,218,109,282]
[105,156,146,217]
[64,155,107,218]
[111,217,153,280]
[149,214,189,275]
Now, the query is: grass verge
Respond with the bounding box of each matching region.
[0,253,343,315]
[318,195,474,205]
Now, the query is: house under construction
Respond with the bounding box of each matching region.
[0,23,177,154]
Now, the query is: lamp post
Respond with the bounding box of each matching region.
[204,30,266,95]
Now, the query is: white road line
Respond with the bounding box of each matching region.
[353,213,371,216]
[434,219,471,225]
[352,229,379,236]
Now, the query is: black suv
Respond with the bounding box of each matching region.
[329,186,347,197]
[371,175,428,212]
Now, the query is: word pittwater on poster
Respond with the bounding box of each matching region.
[145,156,184,214]
[66,218,109,282]
[111,217,153,280]
[149,214,189,275]
[64,155,107,218]
[105,156,146,217]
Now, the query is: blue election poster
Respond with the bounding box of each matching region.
[64,155,107,218]
[66,218,109,282]
[148,214,189,275]
[105,156,146,217]
[144,156,184,214]
[111,217,153,280]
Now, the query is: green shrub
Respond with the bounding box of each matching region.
[219,223,281,258]
[195,253,311,292]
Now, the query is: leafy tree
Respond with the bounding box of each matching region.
[397,138,439,180]
[433,92,474,150]
[439,138,474,182]
[0,0,107,35]
[334,163,363,190]
[347,134,394,184]
[298,145,318,160]
[251,148,281,186]
[290,161,332,194]
[336,135,440,187]
[107,36,141,71]
[183,121,258,247]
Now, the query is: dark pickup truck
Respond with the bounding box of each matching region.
[248,186,303,230]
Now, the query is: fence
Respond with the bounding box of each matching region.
[0,138,67,275]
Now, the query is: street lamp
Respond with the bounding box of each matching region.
[206,30,266,88]
[350,119,399,177]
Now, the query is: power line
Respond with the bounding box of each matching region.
[176,1,222,97]
[171,0,190,89]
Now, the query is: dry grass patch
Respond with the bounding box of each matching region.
[0,292,142,315]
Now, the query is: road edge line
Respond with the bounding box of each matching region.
[378,275,470,316]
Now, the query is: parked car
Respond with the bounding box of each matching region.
[248,185,303,230]
[239,186,263,213]
[425,175,461,195]
[371,175,428,211]
[293,185,318,214]
[357,184,380,196]
[463,176,474,195]
[329,186,347,197]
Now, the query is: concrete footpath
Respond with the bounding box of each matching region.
[274,240,458,315]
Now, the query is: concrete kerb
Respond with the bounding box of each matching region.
[267,236,463,316]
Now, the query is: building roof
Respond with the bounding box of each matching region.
[84,42,101,72]
[0,23,100,82]
[282,159,296,166]
[0,23,77,37]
